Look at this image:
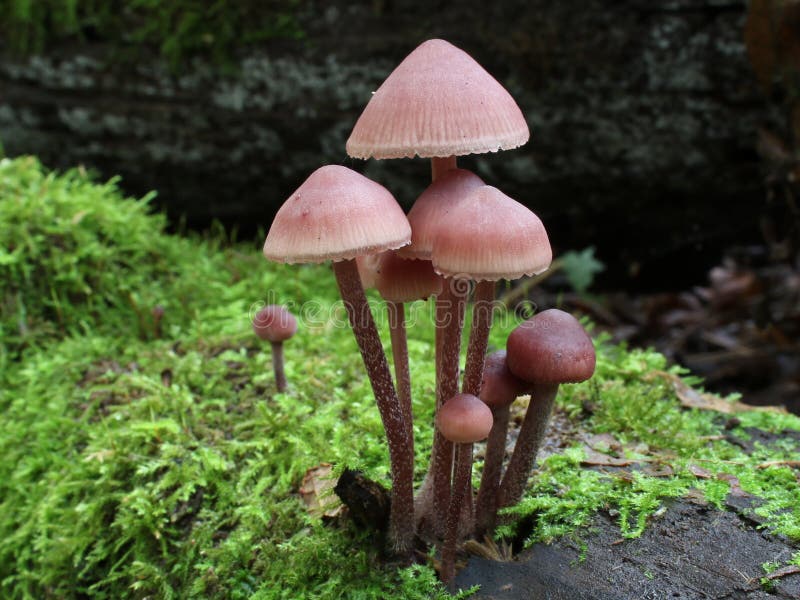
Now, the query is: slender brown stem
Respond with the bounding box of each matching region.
[441,442,472,588]
[270,341,287,392]
[432,281,467,534]
[474,404,510,538]
[422,155,459,538]
[332,259,415,554]
[431,155,457,180]
[497,383,559,511]
[388,301,413,454]
[462,281,496,396]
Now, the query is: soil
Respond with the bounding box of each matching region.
[454,421,800,599]
[456,496,800,599]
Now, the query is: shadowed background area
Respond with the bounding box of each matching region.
[0,0,782,290]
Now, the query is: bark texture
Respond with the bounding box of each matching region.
[0,0,777,287]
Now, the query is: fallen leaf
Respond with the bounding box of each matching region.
[298,463,342,520]
[581,447,637,467]
[649,371,786,414]
[717,472,749,498]
[757,460,800,470]
[688,465,713,479]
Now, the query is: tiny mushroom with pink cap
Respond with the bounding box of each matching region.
[496,309,596,516]
[473,350,528,538]
[435,393,493,587]
[252,304,298,393]
[263,164,416,554]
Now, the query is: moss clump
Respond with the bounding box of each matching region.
[0,0,304,67]
[0,157,798,598]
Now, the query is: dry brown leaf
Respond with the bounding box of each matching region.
[580,447,637,467]
[757,460,800,469]
[649,371,787,414]
[717,472,749,498]
[689,464,713,479]
[298,463,342,519]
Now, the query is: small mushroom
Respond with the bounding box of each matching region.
[496,309,596,512]
[435,393,493,587]
[253,305,298,393]
[473,350,528,538]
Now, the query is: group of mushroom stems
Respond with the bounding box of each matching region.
[257,39,597,587]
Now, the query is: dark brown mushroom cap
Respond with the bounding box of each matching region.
[506,309,595,384]
[436,393,494,443]
[480,350,528,409]
[253,305,298,343]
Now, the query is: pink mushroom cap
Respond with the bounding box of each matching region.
[346,39,529,159]
[436,393,494,443]
[253,305,298,343]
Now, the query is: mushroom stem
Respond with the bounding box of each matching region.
[474,404,510,538]
[441,441,473,588]
[332,259,415,554]
[497,382,559,511]
[270,341,287,393]
[432,280,467,534]
[388,301,413,453]
[431,155,457,180]
[461,281,496,396]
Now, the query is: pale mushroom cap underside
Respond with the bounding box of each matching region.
[346,39,530,159]
[263,165,411,264]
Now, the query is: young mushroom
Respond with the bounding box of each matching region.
[473,350,528,538]
[496,309,596,513]
[263,165,416,554]
[252,304,297,393]
[435,392,493,588]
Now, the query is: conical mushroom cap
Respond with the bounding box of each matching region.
[398,168,484,260]
[263,165,411,264]
[506,309,596,384]
[431,185,552,281]
[346,39,529,159]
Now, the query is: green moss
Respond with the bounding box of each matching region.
[1,156,798,598]
[0,0,304,67]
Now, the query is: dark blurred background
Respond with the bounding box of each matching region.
[0,0,798,406]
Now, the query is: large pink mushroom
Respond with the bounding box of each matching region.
[263,165,416,554]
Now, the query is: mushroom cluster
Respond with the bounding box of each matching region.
[261,39,596,585]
